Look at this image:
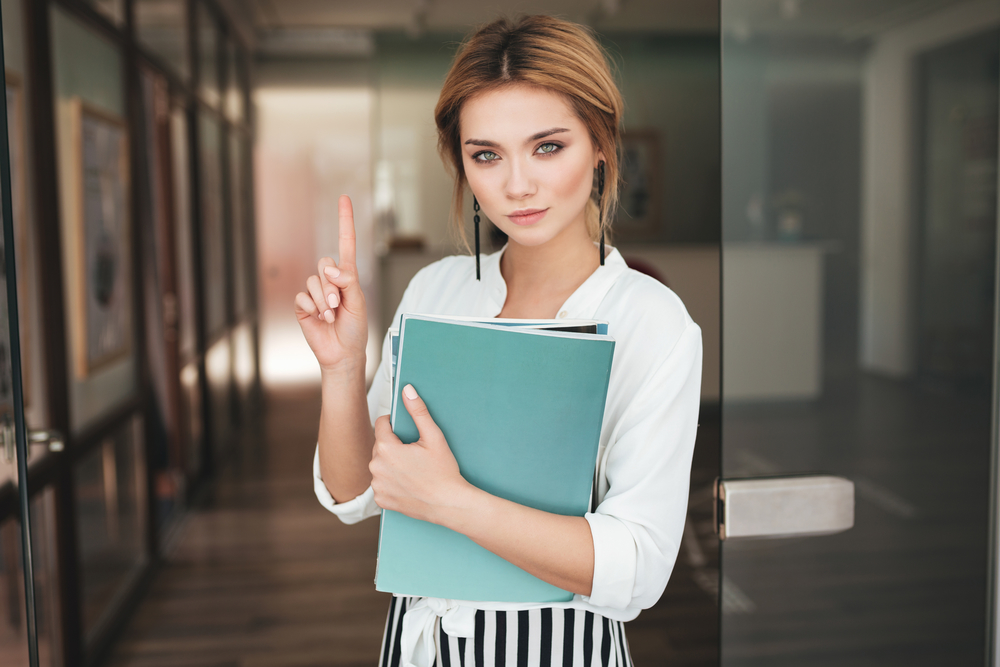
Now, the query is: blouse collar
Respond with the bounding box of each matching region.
[480,243,628,320]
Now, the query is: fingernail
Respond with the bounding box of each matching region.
[327,293,338,309]
[403,384,417,401]
[323,309,334,323]
[325,266,340,279]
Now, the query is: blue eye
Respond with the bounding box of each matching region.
[537,143,561,155]
[474,151,499,162]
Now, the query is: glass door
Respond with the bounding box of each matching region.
[0,12,39,665]
[719,0,999,664]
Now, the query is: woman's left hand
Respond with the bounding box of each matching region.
[370,384,469,523]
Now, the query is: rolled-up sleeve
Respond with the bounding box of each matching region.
[584,321,703,610]
[313,445,380,523]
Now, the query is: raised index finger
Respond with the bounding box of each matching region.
[338,194,357,269]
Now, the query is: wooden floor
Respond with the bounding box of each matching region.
[103,386,720,667]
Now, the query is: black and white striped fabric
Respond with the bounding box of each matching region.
[379,596,635,667]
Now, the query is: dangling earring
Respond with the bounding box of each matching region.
[473,195,481,281]
[597,161,606,266]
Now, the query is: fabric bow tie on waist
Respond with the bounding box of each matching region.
[399,597,477,667]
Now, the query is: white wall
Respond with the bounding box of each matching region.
[859,0,1000,376]
[376,86,455,248]
[254,61,379,385]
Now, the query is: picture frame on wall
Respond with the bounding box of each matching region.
[68,97,132,379]
[0,71,32,416]
[614,129,662,242]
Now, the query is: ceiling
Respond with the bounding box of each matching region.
[220,0,990,54]
[722,0,980,39]
[239,0,718,35]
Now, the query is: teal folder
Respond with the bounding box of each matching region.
[376,314,616,602]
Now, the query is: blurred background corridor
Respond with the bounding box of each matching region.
[0,0,998,665]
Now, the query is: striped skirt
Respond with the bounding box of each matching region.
[379,596,634,667]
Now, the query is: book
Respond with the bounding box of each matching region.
[389,316,609,390]
[375,313,616,602]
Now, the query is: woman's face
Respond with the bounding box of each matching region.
[460,84,601,250]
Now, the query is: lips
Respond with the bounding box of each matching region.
[507,208,548,226]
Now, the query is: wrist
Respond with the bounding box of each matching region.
[319,356,367,383]
[435,480,488,534]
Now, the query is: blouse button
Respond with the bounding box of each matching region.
[558,310,567,319]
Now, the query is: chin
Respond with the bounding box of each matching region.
[498,226,561,249]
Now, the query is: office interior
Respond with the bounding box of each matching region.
[0,0,997,665]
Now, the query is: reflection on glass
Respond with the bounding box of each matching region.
[721,1,998,663]
[196,2,219,108]
[75,417,147,640]
[179,362,202,477]
[232,323,255,402]
[206,336,231,459]
[225,37,244,123]
[135,0,190,82]
[0,489,61,667]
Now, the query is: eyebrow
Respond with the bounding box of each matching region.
[464,127,571,147]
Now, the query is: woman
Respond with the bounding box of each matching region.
[295,15,702,667]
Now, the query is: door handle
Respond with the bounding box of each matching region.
[1,422,63,464]
[714,475,855,540]
[29,429,65,452]
[1,416,12,463]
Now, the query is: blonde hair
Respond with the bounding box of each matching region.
[434,15,623,249]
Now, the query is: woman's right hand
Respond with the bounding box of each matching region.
[294,195,369,374]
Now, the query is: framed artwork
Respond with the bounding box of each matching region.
[0,71,31,416]
[614,129,662,241]
[68,97,132,378]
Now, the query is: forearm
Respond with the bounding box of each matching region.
[317,362,376,503]
[439,484,595,597]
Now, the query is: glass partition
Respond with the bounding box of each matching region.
[205,336,231,460]
[138,67,186,537]
[230,132,248,318]
[720,1,999,663]
[81,0,123,26]
[232,322,255,408]
[179,361,202,477]
[198,111,225,338]
[2,0,46,435]
[0,489,60,667]
[50,5,137,436]
[171,103,195,362]
[224,37,243,124]
[135,0,190,83]
[74,417,147,642]
[195,2,218,108]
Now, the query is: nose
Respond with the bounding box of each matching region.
[504,156,536,200]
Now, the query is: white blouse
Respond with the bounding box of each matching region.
[313,245,702,666]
